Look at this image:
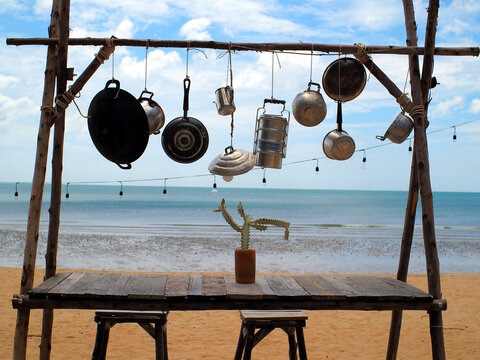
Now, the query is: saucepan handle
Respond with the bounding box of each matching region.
[139,90,154,100]
[264,98,286,105]
[105,79,121,99]
[183,77,191,118]
[307,81,321,92]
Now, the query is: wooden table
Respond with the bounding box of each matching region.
[12,272,446,312]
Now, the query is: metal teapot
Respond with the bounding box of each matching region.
[292,81,327,127]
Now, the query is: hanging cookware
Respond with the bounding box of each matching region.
[376,111,414,144]
[253,98,290,169]
[214,86,236,116]
[322,57,367,102]
[87,79,149,169]
[138,90,165,135]
[208,146,255,177]
[323,102,355,160]
[161,77,209,163]
[292,81,327,127]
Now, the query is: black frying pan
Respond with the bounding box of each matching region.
[162,77,209,163]
[322,57,367,103]
[88,79,149,169]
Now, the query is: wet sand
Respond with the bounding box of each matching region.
[1,268,479,359]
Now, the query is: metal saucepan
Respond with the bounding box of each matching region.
[292,81,327,127]
[88,79,149,169]
[162,77,209,163]
[214,86,236,116]
[323,102,355,160]
[376,111,414,144]
[138,90,165,135]
[322,57,367,102]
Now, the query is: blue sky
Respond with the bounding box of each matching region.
[0,0,479,192]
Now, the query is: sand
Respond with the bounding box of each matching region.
[1,268,479,359]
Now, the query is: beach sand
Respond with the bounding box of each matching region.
[1,268,479,359]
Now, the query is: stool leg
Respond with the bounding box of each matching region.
[286,327,298,360]
[234,324,246,360]
[92,320,110,360]
[296,327,307,360]
[243,325,255,360]
[154,322,167,360]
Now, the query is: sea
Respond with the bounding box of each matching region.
[0,182,479,274]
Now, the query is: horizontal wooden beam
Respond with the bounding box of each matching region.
[12,294,447,312]
[6,38,479,56]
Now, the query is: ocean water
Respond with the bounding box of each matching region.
[0,183,479,274]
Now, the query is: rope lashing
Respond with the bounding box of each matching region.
[95,37,116,64]
[40,105,57,119]
[396,93,414,114]
[396,93,426,120]
[54,90,74,110]
[353,43,371,64]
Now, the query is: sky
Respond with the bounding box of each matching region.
[0,0,479,192]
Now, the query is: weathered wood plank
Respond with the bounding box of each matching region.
[224,275,264,299]
[255,276,276,298]
[105,273,133,296]
[202,275,226,296]
[325,277,360,296]
[188,274,203,296]
[165,275,190,297]
[126,274,167,299]
[266,276,295,296]
[381,277,432,298]
[63,273,120,296]
[42,272,85,295]
[293,276,344,299]
[281,277,310,296]
[31,272,72,293]
[240,310,307,321]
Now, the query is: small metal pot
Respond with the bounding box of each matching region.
[323,102,355,160]
[214,86,235,116]
[138,90,165,135]
[292,81,327,127]
[376,111,414,144]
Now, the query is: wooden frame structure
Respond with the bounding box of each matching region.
[6,0,478,359]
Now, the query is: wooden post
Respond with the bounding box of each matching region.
[12,1,60,359]
[387,1,439,358]
[386,150,419,359]
[402,1,446,359]
[39,1,70,359]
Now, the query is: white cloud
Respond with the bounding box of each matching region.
[430,96,465,118]
[0,93,37,126]
[179,18,212,40]
[0,74,20,89]
[470,99,480,114]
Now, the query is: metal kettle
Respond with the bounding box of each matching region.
[292,81,327,127]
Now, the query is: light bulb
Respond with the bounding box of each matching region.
[223,175,233,182]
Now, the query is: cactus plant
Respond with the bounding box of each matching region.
[214,198,290,250]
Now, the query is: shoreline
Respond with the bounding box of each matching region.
[1,267,479,359]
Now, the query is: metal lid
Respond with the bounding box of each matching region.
[208,147,255,176]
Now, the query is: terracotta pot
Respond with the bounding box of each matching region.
[235,248,256,284]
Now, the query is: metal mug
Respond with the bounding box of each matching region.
[214,86,236,116]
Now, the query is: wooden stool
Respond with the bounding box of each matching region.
[234,310,308,360]
[92,310,168,360]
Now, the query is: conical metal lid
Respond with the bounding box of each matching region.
[208,147,255,176]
